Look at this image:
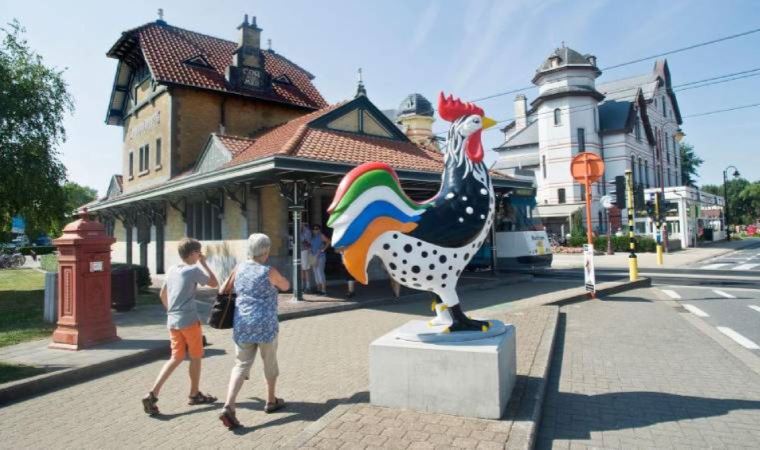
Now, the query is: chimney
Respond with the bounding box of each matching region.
[226,14,270,91]
[232,14,263,69]
[514,94,528,131]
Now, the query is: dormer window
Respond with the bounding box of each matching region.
[273,74,292,85]
[586,55,597,66]
[183,54,212,69]
[550,56,560,68]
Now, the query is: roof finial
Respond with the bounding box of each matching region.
[561,40,565,48]
[157,8,166,24]
[267,38,272,51]
[251,15,257,27]
[355,68,367,98]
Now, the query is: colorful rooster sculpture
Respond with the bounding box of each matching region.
[327,93,497,332]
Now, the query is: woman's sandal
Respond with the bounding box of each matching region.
[188,391,218,405]
[219,406,242,430]
[264,397,285,414]
[142,392,159,416]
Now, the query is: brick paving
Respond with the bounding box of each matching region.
[0,279,568,449]
[536,288,760,449]
[291,306,558,449]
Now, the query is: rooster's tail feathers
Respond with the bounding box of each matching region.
[327,162,429,284]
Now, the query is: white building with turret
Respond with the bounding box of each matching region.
[495,46,685,239]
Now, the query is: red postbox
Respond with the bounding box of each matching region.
[50,210,119,350]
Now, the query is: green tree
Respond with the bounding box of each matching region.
[0,20,73,236]
[702,179,752,226]
[737,182,760,224]
[679,142,703,186]
[62,181,97,217]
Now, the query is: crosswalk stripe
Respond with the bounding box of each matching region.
[701,263,729,269]
[683,304,709,317]
[732,263,760,271]
[749,305,760,314]
[713,290,736,299]
[717,327,760,350]
[660,289,681,299]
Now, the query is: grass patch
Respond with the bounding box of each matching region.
[0,269,54,348]
[39,254,58,272]
[0,361,46,384]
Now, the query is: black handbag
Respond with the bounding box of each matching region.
[208,270,236,329]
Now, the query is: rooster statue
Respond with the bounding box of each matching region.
[327,93,498,333]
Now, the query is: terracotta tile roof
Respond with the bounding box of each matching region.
[225,103,445,173]
[216,135,256,156]
[111,22,327,110]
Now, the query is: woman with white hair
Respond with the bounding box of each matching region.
[219,233,290,430]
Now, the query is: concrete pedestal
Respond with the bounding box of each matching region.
[369,320,516,419]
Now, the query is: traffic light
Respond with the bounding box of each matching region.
[613,176,626,208]
[635,184,645,211]
[646,200,655,218]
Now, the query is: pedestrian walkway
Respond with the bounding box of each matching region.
[536,288,760,449]
[0,279,575,448]
[0,273,529,404]
[551,237,760,270]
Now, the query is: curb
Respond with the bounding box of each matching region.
[0,345,168,406]
[505,306,560,450]
[549,276,652,306]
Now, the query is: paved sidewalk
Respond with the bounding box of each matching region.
[0,279,577,449]
[0,273,528,404]
[551,238,760,270]
[537,288,760,449]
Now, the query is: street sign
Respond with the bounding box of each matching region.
[583,244,596,294]
[570,152,606,246]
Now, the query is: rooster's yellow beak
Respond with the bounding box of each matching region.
[482,116,497,130]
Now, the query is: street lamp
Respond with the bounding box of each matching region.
[723,165,740,241]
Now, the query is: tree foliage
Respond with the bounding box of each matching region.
[679,142,703,186]
[0,20,73,236]
[702,178,759,226]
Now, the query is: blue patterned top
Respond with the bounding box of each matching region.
[233,261,279,344]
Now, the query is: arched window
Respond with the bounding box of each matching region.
[553,108,561,126]
[644,160,650,187]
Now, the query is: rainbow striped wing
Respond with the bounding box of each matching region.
[327,162,431,284]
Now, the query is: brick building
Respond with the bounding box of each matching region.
[87,15,531,282]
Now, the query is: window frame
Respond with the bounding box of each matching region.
[558,188,566,204]
[553,108,562,126]
[577,127,585,152]
[155,138,162,168]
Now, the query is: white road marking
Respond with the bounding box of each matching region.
[733,263,760,271]
[701,263,729,269]
[683,304,710,317]
[712,289,736,299]
[660,289,682,299]
[717,327,760,350]
[748,305,760,314]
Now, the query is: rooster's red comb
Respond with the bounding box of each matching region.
[438,92,484,122]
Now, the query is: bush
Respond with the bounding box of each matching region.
[19,246,56,256]
[567,235,658,252]
[112,263,151,291]
[39,254,58,272]
[591,235,657,253]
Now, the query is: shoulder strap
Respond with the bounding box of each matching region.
[220,266,237,295]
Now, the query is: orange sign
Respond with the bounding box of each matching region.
[571,152,605,184]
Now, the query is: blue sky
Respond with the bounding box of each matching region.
[3,0,759,195]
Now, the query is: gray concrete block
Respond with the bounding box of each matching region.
[369,320,516,419]
[43,272,57,323]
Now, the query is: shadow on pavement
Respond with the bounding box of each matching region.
[536,312,760,448]
[601,296,651,303]
[232,391,369,435]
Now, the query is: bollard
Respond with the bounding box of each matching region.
[43,272,58,323]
